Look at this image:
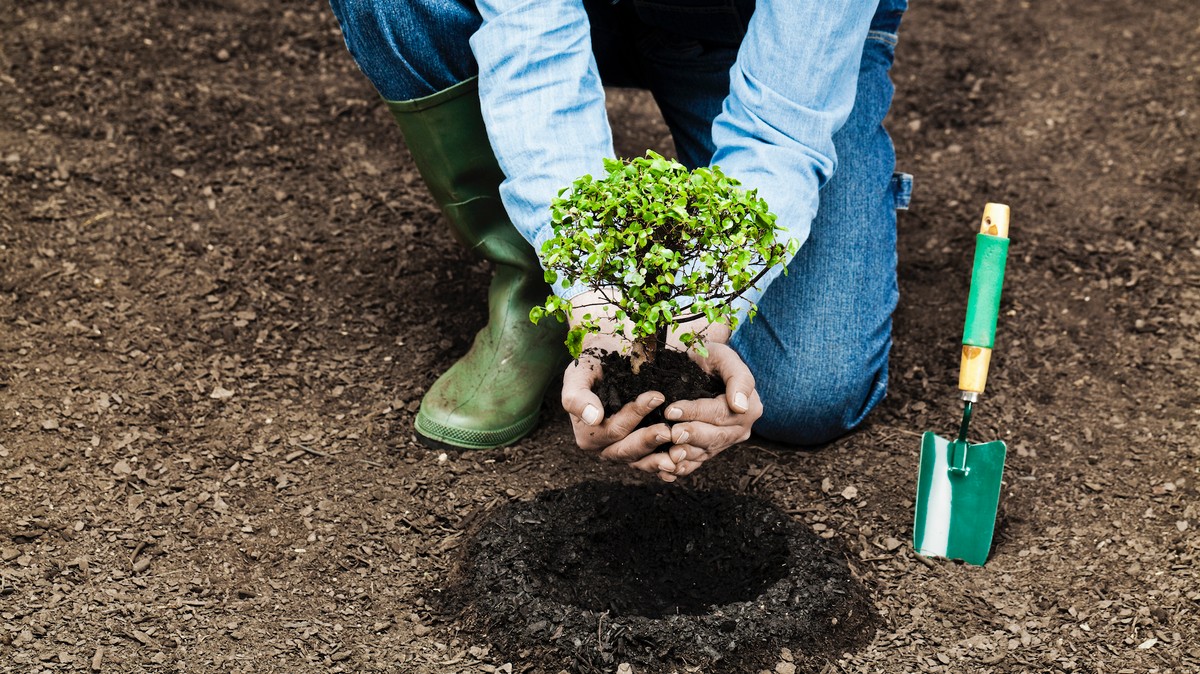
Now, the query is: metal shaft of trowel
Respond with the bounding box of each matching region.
[950,391,978,473]
[955,398,974,445]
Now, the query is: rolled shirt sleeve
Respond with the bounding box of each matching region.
[712,0,880,326]
[470,0,610,300]
[471,0,879,318]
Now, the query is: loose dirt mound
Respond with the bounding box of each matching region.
[447,481,876,673]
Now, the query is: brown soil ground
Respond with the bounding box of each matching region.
[2,0,1199,672]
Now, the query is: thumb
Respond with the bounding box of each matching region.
[706,343,755,413]
[562,357,605,425]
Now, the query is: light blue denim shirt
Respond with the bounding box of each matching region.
[471,0,879,326]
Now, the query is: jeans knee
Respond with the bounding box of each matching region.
[330,0,391,51]
[329,0,478,99]
[752,349,889,446]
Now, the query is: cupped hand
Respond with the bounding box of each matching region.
[662,341,762,477]
[561,332,683,482]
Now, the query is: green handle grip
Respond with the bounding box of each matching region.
[962,233,1009,349]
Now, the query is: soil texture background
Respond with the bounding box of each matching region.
[2,1,1199,673]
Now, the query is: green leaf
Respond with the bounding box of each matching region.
[529,305,546,324]
[565,328,585,359]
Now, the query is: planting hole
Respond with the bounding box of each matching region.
[449,481,878,673]
[529,483,790,617]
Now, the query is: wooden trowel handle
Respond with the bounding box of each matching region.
[959,203,1010,399]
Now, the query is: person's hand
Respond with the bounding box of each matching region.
[662,340,762,477]
[561,331,684,482]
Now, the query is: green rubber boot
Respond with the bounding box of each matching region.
[387,78,568,450]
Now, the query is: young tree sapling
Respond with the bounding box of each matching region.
[530,151,796,380]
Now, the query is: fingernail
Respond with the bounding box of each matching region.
[656,433,670,444]
[733,391,749,412]
[666,407,682,420]
[582,405,601,425]
[648,395,664,408]
[677,430,690,445]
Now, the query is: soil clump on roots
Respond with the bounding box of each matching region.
[443,481,878,673]
[594,349,723,424]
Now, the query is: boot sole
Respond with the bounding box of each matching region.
[414,408,542,451]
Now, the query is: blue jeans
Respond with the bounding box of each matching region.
[329,0,910,445]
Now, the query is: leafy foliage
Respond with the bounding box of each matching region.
[531,151,796,363]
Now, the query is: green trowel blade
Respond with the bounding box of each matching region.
[913,431,1007,566]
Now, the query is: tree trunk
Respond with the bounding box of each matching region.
[629,328,667,375]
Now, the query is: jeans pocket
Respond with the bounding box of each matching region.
[892,172,913,210]
[631,0,750,46]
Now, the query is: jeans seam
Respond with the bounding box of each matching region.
[866,30,898,46]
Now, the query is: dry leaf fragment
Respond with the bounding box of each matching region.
[841,485,859,500]
[131,629,155,646]
[210,386,235,400]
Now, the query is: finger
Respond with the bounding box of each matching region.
[679,444,709,462]
[599,424,671,463]
[703,343,756,413]
[657,470,678,483]
[671,421,748,452]
[630,450,676,475]
[665,391,763,425]
[571,392,667,452]
[665,442,710,462]
[571,422,610,452]
[673,459,704,477]
[668,445,688,464]
[604,391,666,440]
[562,357,605,426]
[663,397,735,425]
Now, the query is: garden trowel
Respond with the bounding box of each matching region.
[913,203,1010,566]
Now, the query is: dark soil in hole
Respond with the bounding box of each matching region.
[533,481,791,618]
[443,481,878,673]
[594,349,723,423]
